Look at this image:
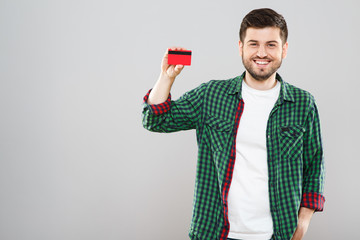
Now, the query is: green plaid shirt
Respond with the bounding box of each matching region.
[142,72,325,240]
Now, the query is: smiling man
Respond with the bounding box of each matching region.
[142,8,325,240]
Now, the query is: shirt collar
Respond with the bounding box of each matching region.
[227,71,295,103]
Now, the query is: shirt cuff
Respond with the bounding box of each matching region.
[143,89,171,115]
[300,192,325,212]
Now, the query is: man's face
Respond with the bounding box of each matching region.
[239,27,288,81]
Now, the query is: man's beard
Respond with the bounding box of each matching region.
[242,55,282,81]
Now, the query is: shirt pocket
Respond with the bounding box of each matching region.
[204,115,233,152]
[279,124,305,160]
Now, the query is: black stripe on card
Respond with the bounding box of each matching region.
[168,50,192,55]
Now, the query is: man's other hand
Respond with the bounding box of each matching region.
[291,207,315,240]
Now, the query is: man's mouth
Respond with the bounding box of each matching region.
[253,59,271,66]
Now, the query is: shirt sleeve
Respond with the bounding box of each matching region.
[300,101,325,212]
[143,89,172,115]
[142,83,207,133]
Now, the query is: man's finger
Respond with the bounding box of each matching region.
[175,64,184,70]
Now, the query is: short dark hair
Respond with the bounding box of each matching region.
[239,8,288,44]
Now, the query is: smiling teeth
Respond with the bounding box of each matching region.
[256,61,269,65]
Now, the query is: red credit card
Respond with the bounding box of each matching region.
[168,49,192,66]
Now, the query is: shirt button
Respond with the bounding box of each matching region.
[267,135,270,139]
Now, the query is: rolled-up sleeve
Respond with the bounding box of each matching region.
[300,101,325,212]
[142,82,207,133]
[143,89,172,115]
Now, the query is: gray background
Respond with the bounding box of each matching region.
[0,0,359,239]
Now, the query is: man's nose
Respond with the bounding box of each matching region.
[257,45,267,58]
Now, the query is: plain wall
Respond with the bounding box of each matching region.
[0,0,359,239]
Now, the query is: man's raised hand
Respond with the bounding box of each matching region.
[161,47,186,81]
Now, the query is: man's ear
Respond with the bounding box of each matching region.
[238,40,243,56]
[282,42,288,59]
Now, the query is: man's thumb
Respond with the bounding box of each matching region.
[175,65,184,71]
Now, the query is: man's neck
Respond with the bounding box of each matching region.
[244,72,277,90]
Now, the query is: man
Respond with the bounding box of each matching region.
[142,8,325,240]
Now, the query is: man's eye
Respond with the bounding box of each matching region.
[268,44,276,47]
[250,43,257,46]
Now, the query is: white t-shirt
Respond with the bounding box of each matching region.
[227,79,280,240]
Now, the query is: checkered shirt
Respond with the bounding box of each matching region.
[142,72,325,240]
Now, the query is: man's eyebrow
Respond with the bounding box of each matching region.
[246,40,280,44]
[267,40,279,44]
